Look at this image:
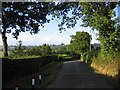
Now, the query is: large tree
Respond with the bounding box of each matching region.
[1,2,56,56]
[68,31,91,61]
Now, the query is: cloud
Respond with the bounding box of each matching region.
[0,27,99,46]
[18,33,37,41]
[43,37,52,44]
[0,32,70,45]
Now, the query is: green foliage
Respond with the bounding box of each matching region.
[91,51,120,77]
[68,31,91,61]
[53,2,120,58]
[9,44,52,58]
[26,46,42,56]
[82,2,120,57]
[51,44,70,55]
[26,44,52,56]
[41,44,52,56]
[56,46,67,54]
[9,41,27,58]
[66,44,79,58]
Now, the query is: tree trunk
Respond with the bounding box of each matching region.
[2,30,8,57]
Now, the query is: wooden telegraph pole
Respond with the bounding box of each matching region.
[90,36,92,52]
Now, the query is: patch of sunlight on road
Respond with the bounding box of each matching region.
[64,60,80,64]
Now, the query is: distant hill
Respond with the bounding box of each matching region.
[0,45,39,51]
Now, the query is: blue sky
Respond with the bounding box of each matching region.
[0,4,119,46]
[0,18,99,46]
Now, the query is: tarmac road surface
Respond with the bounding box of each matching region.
[47,60,115,88]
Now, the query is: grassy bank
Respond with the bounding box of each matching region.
[36,62,63,88]
[88,53,120,88]
[91,54,119,77]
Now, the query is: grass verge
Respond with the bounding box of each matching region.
[35,61,63,88]
[3,61,63,89]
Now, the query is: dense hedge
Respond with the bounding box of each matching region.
[2,55,58,85]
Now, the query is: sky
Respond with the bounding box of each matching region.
[0,18,99,46]
[0,4,119,46]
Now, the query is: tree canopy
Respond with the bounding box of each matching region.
[53,2,120,57]
[1,2,56,56]
[68,31,91,57]
[2,2,55,38]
